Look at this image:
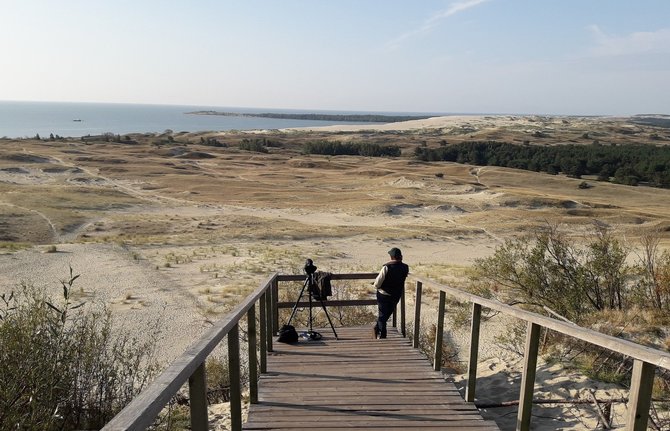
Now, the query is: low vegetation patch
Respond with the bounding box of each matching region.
[415,141,670,187]
[303,140,401,157]
[0,268,160,430]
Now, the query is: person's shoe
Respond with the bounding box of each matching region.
[379,330,387,339]
[372,326,380,339]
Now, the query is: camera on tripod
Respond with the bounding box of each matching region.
[304,258,317,275]
[284,258,338,340]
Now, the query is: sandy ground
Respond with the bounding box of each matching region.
[0,238,637,430]
[2,116,669,430]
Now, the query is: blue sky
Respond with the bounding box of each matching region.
[2,0,669,115]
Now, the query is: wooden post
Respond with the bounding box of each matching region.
[247,304,258,404]
[625,360,655,431]
[400,282,406,337]
[265,288,273,352]
[433,291,446,371]
[259,293,267,372]
[188,362,208,431]
[465,303,482,403]
[228,324,242,431]
[517,322,541,431]
[413,281,422,349]
[272,278,279,335]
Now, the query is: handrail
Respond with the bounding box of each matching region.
[413,276,670,371]
[102,273,278,431]
[102,271,380,431]
[410,275,670,431]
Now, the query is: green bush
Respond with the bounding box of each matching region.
[238,140,268,153]
[0,268,160,430]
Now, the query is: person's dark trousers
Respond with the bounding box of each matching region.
[375,292,399,338]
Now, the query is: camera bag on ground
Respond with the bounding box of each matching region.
[277,324,299,343]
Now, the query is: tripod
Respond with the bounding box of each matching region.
[287,271,338,340]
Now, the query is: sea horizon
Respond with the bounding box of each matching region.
[0,100,457,139]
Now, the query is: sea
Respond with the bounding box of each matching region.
[0,100,443,139]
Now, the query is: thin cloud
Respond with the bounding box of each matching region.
[386,0,490,51]
[588,24,670,56]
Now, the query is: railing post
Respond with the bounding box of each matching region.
[626,359,655,431]
[228,324,242,431]
[400,282,406,337]
[433,291,446,371]
[247,304,258,404]
[265,287,274,352]
[188,362,208,431]
[465,303,482,403]
[259,292,267,372]
[392,306,397,328]
[272,278,279,335]
[517,322,541,431]
[413,281,422,348]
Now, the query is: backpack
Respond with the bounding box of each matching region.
[277,324,299,343]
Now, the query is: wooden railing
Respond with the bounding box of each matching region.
[410,276,670,431]
[103,272,670,431]
[102,272,378,431]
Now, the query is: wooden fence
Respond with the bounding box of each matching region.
[101,272,378,431]
[102,272,670,431]
[411,276,670,431]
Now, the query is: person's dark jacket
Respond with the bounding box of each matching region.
[379,261,409,300]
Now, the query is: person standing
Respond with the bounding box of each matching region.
[373,247,409,339]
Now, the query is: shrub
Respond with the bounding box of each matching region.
[0,268,160,430]
[238,140,268,153]
[472,223,629,323]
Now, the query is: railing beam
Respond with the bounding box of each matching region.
[247,304,258,404]
[517,322,541,431]
[188,362,208,431]
[265,288,273,352]
[400,282,406,337]
[465,303,482,403]
[228,324,242,431]
[433,291,446,371]
[259,292,267,373]
[626,360,655,431]
[413,281,422,349]
[272,278,279,335]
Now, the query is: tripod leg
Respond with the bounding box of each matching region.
[308,284,313,333]
[317,297,339,340]
[287,278,309,326]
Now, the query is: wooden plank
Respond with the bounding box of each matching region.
[245,326,498,430]
[433,291,446,371]
[466,303,482,403]
[277,299,377,308]
[228,324,242,431]
[188,362,208,431]
[626,360,655,431]
[247,304,258,404]
[413,281,422,348]
[413,276,670,371]
[400,282,406,337]
[102,273,278,431]
[259,292,267,374]
[517,322,540,431]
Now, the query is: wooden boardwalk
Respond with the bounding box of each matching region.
[244,326,500,430]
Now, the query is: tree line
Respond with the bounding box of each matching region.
[303,141,401,157]
[414,141,670,187]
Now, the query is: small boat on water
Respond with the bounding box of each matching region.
[72,119,82,122]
